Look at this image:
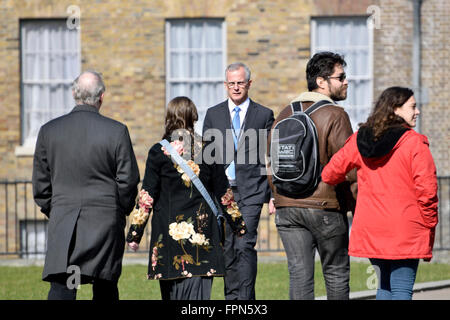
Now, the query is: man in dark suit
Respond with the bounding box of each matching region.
[32,70,140,300]
[203,62,274,300]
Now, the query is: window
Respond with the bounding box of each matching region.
[20,219,48,259]
[166,19,226,133]
[311,17,373,131]
[20,20,80,148]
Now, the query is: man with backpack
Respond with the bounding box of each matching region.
[267,52,357,300]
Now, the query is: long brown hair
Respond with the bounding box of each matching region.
[359,86,414,140]
[163,96,198,139]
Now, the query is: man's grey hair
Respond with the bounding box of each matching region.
[225,62,251,82]
[72,70,106,107]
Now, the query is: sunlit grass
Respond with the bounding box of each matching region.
[0,260,449,299]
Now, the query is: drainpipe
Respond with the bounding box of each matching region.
[411,0,423,133]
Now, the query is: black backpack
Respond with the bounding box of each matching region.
[270,100,331,198]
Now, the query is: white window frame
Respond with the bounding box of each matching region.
[165,18,227,133]
[16,19,81,156]
[311,16,373,131]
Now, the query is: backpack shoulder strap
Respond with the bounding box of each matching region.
[290,101,303,114]
[304,100,335,116]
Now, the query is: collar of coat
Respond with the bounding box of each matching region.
[71,104,100,113]
[290,91,335,104]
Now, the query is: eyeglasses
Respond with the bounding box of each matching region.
[226,81,248,88]
[327,73,347,82]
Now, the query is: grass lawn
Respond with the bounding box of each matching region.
[1,260,449,300]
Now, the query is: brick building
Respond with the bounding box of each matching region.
[0,0,448,258]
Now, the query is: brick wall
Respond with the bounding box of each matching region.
[0,0,320,181]
[373,0,449,175]
[2,0,446,179]
[420,0,449,175]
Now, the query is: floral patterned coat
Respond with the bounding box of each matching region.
[126,134,246,280]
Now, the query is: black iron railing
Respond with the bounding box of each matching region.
[1,177,449,257]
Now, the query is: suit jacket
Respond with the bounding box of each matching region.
[203,99,274,206]
[32,104,140,282]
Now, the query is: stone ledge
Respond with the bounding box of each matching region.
[14,145,35,157]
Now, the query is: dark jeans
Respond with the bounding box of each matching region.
[370,258,419,300]
[275,207,350,300]
[223,187,262,300]
[47,274,119,300]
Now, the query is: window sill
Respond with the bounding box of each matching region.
[15,145,35,157]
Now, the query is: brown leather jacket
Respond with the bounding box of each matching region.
[267,92,357,212]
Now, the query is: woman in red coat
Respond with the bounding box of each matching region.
[321,87,438,300]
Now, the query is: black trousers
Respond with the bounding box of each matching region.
[47,274,119,300]
[159,277,213,300]
[223,187,262,300]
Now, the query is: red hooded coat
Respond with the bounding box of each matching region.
[322,128,438,260]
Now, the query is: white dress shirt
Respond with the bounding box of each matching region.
[228,97,250,130]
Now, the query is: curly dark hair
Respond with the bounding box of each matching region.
[306,51,347,91]
[359,86,414,140]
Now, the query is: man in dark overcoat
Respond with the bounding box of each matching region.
[32,70,140,300]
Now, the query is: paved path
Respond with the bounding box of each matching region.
[362,287,450,300]
[315,280,450,300]
[412,287,450,300]
[354,280,450,300]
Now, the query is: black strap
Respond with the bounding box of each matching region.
[304,100,333,115]
[291,101,303,113]
[291,100,334,115]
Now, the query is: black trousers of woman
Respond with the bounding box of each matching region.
[159,276,213,300]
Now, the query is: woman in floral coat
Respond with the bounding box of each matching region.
[126,96,246,300]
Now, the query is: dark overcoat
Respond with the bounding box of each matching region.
[32,104,140,282]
